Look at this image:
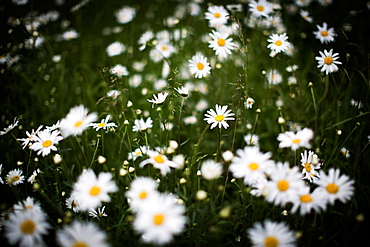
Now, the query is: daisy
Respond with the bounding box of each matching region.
[248,0,274,18]
[133,193,186,245]
[267,33,291,54]
[107,89,121,100]
[208,31,235,59]
[295,0,312,7]
[204,104,235,129]
[175,86,189,97]
[89,206,108,220]
[138,30,154,51]
[12,0,28,5]
[226,4,243,12]
[13,197,43,215]
[0,117,19,136]
[204,5,229,28]
[0,164,4,184]
[106,41,125,57]
[29,129,63,157]
[71,169,118,211]
[313,168,354,205]
[45,120,62,131]
[56,221,109,247]
[183,116,197,125]
[65,196,81,213]
[115,6,136,24]
[277,128,314,151]
[128,146,149,161]
[290,186,326,215]
[315,49,342,75]
[188,54,211,78]
[5,209,49,247]
[244,97,255,109]
[62,30,79,40]
[147,92,169,107]
[200,160,223,180]
[313,22,336,44]
[88,115,117,133]
[250,177,269,197]
[265,162,306,206]
[27,169,41,184]
[247,220,296,247]
[132,117,153,132]
[244,134,259,146]
[300,150,321,183]
[59,105,97,138]
[139,150,181,175]
[17,125,43,149]
[110,64,129,77]
[126,176,159,212]
[230,146,274,186]
[317,0,333,6]
[5,169,25,186]
[299,9,313,23]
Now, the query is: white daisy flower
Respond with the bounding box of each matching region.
[60,105,97,138]
[313,22,336,44]
[13,197,43,215]
[247,220,296,247]
[147,92,169,107]
[300,150,321,183]
[295,0,313,7]
[56,221,109,247]
[106,41,125,57]
[315,49,342,75]
[29,129,63,157]
[0,117,19,136]
[115,6,136,24]
[208,31,235,59]
[277,128,314,151]
[317,0,333,6]
[17,125,43,149]
[128,146,149,161]
[200,160,223,180]
[89,206,108,220]
[244,134,259,146]
[71,169,118,211]
[248,0,274,18]
[290,186,326,215]
[267,33,291,54]
[133,193,187,245]
[266,69,283,85]
[126,176,159,212]
[244,97,255,109]
[12,0,29,5]
[139,150,181,175]
[110,64,129,77]
[204,5,229,28]
[107,89,121,99]
[88,115,117,133]
[188,54,211,78]
[313,168,354,205]
[0,164,4,184]
[62,30,79,40]
[299,9,313,23]
[203,104,235,129]
[132,117,153,132]
[27,169,41,184]
[138,30,154,51]
[6,169,25,186]
[175,86,189,97]
[65,195,81,213]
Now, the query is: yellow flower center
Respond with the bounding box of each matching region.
[72,241,88,247]
[249,163,259,170]
[257,5,264,12]
[300,194,312,203]
[161,46,167,51]
[13,175,20,181]
[264,236,279,247]
[304,163,312,172]
[217,38,226,46]
[214,13,221,18]
[97,123,106,127]
[324,56,333,65]
[139,191,147,199]
[20,220,36,234]
[321,30,329,36]
[135,151,142,156]
[153,214,165,225]
[326,183,339,194]
[292,139,301,144]
[74,121,83,127]
[215,115,225,122]
[197,62,205,70]
[274,40,282,46]
[277,180,289,191]
[42,140,52,148]
[154,155,165,163]
[89,186,101,196]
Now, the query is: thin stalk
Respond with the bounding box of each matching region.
[177,97,185,152]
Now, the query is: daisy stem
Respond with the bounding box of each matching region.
[251,109,260,135]
[75,135,88,166]
[144,132,149,151]
[190,125,208,169]
[178,97,185,152]
[89,137,100,168]
[317,74,329,106]
[309,83,318,131]
[216,128,222,162]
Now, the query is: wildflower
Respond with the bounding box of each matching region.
[56,221,109,247]
[277,128,314,151]
[29,129,63,157]
[314,168,354,205]
[204,104,235,129]
[250,177,269,197]
[244,97,255,109]
[317,0,333,6]
[132,117,153,132]
[65,196,81,213]
[184,116,197,125]
[340,147,350,158]
[266,69,283,85]
[295,0,312,7]
[27,169,41,184]
[110,64,129,77]
[188,54,211,78]
[267,33,291,54]
[5,209,49,247]
[226,4,243,12]
[208,31,235,59]
[265,162,306,206]
[126,176,159,212]
[13,197,43,215]
[248,0,274,18]
[138,30,154,51]
[290,186,326,215]
[200,160,223,180]
[106,41,125,57]
[6,169,25,186]
[115,6,136,24]
[88,115,117,133]
[230,146,274,186]
[147,92,169,107]
[315,49,342,75]
[154,42,176,59]
[139,150,181,175]
[133,193,186,245]
[107,90,121,99]
[45,120,62,131]
[59,105,97,138]
[247,220,296,247]
[204,5,229,28]
[0,164,4,184]
[175,86,189,97]
[62,30,79,40]
[89,206,108,220]
[299,9,313,23]
[17,125,43,149]
[0,117,19,136]
[222,150,234,162]
[71,169,118,211]
[300,150,321,183]
[244,134,259,146]
[128,146,149,161]
[12,0,28,5]
[313,22,336,44]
